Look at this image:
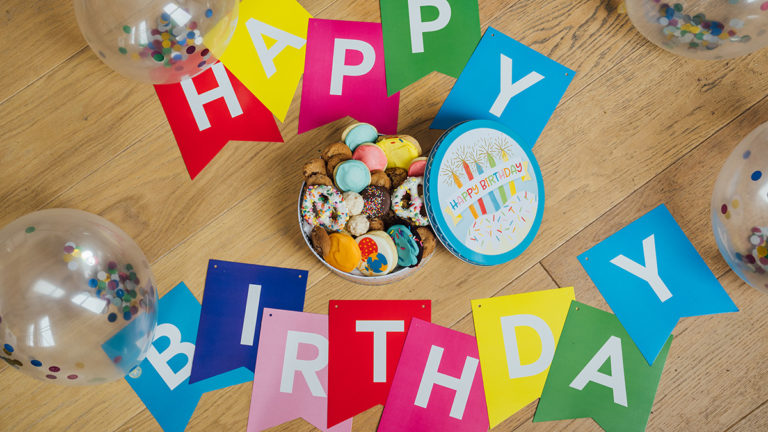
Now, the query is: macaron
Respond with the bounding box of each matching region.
[352,144,388,172]
[333,160,371,193]
[387,224,422,268]
[342,123,378,151]
[324,232,362,273]
[356,231,398,276]
[408,157,427,177]
[377,136,421,170]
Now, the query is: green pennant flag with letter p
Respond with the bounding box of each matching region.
[534,302,671,432]
[380,0,480,96]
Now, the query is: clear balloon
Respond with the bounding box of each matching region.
[626,0,768,60]
[712,122,768,293]
[74,0,239,84]
[0,209,158,385]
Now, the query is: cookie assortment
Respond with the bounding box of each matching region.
[300,123,438,278]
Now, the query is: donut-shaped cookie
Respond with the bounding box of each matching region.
[301,185,349,232]
[391,176,430,226]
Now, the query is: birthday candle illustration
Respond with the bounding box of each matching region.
[457,147,487,215]
[470,149,500,213]
[441,163,477,220]
[493,137,517,198]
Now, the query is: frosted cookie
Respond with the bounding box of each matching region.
[387,224,422,268]
[326,153,352,177]
[376,136,421,169]
[352,144,388,172]
[355,231,398,276]
[342,191,364,216]
[391,176,429,226]
[324,232,362,273]
[334,160,371,193]
[342,123,378,151]
[408,157,427,177]
[301,185,349,232]
[360,185,391,218]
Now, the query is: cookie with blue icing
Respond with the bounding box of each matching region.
[342,123,378,151]
[387,224,423,268]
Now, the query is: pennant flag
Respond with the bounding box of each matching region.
[218,0,311,122]
[534,302,671,432]
[327,300,432,427]
[107,283,253,432]
[154,62,283,179]
[298,19,399,134]
[378,318,489,432]
[188,260,307,383]
[380,0,480,95]
[247,308,352,431]
[431,27,574,146]
[471,287,575,427]
[578,204,738,365]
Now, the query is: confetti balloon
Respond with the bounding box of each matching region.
[74,0,239,84]
[0,209,158,385]
[712,122,768,293]
[626,0,768,60]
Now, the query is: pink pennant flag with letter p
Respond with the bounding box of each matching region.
[247,308,353,432]
[378,318,489,432]
[298,18,399,134]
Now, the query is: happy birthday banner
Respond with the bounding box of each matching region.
[327,299,432,427]
[380,0,481,95]
[471,287,574,428]
[188,260,307,384]
[154,62,283,179]
[248,308,353,432]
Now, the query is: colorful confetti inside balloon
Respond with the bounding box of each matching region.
[74,0,238,84]
[626,0,768,59]
[712,122,768,293]
[0,209,158,385]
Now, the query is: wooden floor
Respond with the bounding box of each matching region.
[2,0,768,430]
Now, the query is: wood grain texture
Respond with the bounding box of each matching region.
[1,0,767,430]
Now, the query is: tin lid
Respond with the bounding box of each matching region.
[424,120,545,266]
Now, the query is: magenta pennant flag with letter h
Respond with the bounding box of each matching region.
[378,318,489,432]
[247,308,353,432]
[298,18,399,134]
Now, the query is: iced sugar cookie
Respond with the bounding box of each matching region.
[352,144,388,172]
[334,160,371,193]
[342,123,378,151]
[387,224,422,267]
[324,232,362,273]
[355,231,398,276]
[408,157,427,177]
[377,136,421,169]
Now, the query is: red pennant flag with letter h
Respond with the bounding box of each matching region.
[155,62,283,179]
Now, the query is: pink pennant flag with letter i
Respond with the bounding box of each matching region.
[298,18,399,134]
[247,308,353,432]
[378,318,489,432]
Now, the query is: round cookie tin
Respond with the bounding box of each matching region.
[424,119,545,266]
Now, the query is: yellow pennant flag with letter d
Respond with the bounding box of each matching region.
[471,287,575,427]
[218,0,311,122]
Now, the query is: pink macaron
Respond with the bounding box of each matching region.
[352,144,388,172]
[408,157,427,177]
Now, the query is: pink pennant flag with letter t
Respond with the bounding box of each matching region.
[298,19,399,134]
[247,308,352,432]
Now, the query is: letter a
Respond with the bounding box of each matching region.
[245,18,306,79]
[408,0,452,54]
[414,345,479,420]
[180,62,243,131]
[610,234,672,302]
[489,54,544,117]
[569,336,628,407]
[146,323,196,391]
[329,38,376,96]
